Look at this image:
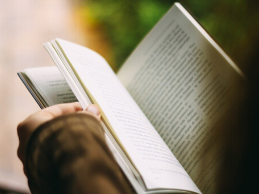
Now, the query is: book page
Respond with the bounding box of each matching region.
[55,39,200,193]
[117,3,244,194]
[23,66,77,107]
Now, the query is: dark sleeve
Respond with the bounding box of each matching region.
[25,114,133,194]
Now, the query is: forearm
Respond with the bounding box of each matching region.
[25,114,132,194]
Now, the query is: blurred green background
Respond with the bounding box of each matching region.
[78,0,259,74]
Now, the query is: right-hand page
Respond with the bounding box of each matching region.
[117,3,245,194]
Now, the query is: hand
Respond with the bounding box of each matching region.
[17,102,101,167]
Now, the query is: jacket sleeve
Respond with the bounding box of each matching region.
[25,113,133,194]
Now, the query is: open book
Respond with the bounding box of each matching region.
[18,3,245,194]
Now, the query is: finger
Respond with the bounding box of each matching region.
[86,104,101,116]
[77,104,102,121]
[28,102,83,129]
[43,102,83,118]
[18,102,83,138]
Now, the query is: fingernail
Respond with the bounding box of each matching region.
[86,104,101,116]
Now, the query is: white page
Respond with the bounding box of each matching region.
[117,3,243,194]
[24,66,77,106]
[55,39,201,193]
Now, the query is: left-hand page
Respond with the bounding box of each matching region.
[18,66,78,108]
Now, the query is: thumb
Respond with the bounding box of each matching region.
[81,104,101,120]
